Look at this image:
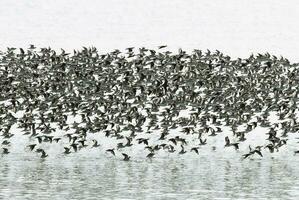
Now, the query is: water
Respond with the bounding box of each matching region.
[1,154,299,199]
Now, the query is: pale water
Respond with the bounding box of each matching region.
[0,153,299,199]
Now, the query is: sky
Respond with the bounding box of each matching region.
[0,0,298,61]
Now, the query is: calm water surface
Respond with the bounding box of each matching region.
[1,154,299,200]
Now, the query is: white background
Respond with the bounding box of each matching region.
[0,0,298,61]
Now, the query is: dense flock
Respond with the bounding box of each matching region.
[1,45,299,160]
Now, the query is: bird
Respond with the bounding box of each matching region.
[224,136,239,150]
[199,138,207,145]
[2,148,9,154]
[106,148,115,156]
[70,143,78,152]
[122,153,130,161]
[2,140,10,145]
[242,152,252,159]
[53,138,61,143]
[41,150,48,158]
[27,144,37,151]
[36,148,48,158]
[253,149,263,157]
[0,46,298,161]
[146,152,155,159]
[179,145,186,154]
[158,45,167,49]
[64,147,71,154]
[92,139,100,148]
[242,146,263,159]
[191,147,199,155]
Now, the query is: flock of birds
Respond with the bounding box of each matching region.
[1,45,299,161]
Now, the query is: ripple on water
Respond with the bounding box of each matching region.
[1,155,299,199]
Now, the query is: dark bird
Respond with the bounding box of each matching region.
[2,148,9,154]
[2,140,10,145]
[64,147,71,154]
[146,152,155,159]
[41,150,48,158]
[106,148,115,156]
[70,143,78,152]
[122,153,130,161]
[27,144,37,151]
[158,45,167,49]
[92,139,100,147]
[253,149,263,157]
[53,138,61,143]
[179,145,186,154]
[199,138,207,145]
[191,147,199,155]
[224,136,239,150]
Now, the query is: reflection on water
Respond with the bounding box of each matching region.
[0,154,299,199]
